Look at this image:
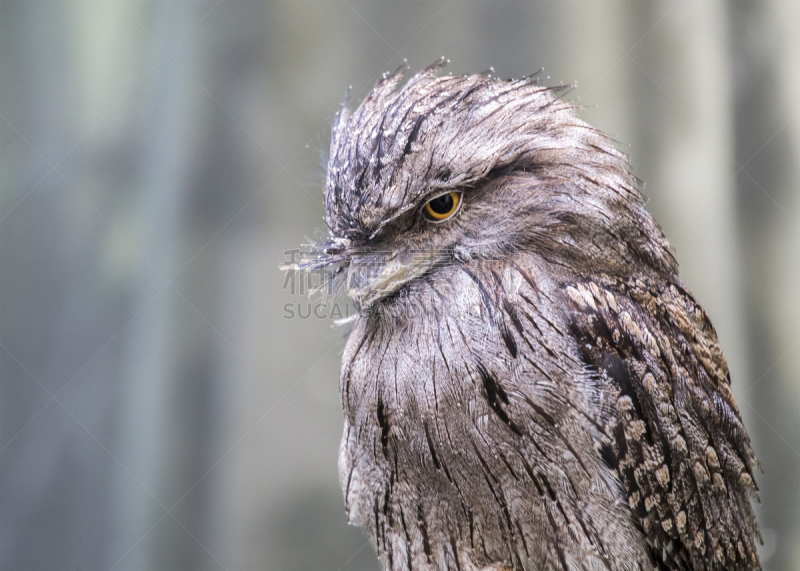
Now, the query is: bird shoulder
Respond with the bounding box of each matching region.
[563,277,761,570]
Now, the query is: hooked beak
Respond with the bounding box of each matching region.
[284,236,441,311]
[346,249,439,310]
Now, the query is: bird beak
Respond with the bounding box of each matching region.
[347,249,439,310]
[280,236,351,299]
[284,236,351,272]
[283,236,441,311]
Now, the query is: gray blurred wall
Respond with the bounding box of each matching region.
[1,1,798,570]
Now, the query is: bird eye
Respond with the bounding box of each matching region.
[422,192,461,222]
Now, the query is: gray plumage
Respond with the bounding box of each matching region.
[294,61,761,570]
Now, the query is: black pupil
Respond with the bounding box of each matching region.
[429,194,454,215]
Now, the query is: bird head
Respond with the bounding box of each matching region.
[295,61,674,312]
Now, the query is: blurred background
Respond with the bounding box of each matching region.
[1,1,799,569]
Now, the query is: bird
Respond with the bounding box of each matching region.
[292,60,762,570]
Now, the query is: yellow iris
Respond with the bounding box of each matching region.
[423,192,461,221]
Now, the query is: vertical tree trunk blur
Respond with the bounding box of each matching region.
[1,2,119,568]
[114,2,200,568]
[730,1,800,566]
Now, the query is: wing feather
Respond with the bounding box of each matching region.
[564,278,761,570]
